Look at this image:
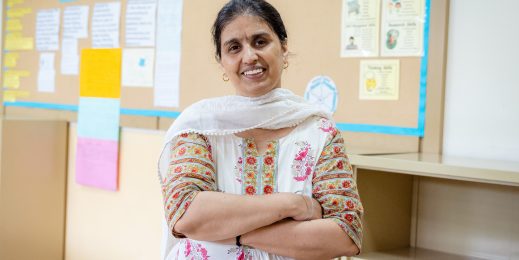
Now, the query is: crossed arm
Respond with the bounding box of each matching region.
[160,131,363,259]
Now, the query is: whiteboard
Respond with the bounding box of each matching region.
[443,0,519,162]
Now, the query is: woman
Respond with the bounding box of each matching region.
[158,0,363,259]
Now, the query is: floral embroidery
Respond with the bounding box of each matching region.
[162,133,216,239]
[234,156,243,183]
[291,141,315,182]
[239,138,278,195]
[260,142,277,194]
[318,118,338,135]
[337,160,344,169]
[312,127,363,249]
[245,185,256,195]
[264,156,274,165]
[246,156,256,165]
[182,239,209,260]
[227,246,253,260]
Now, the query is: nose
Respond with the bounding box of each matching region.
[243,45,258,64]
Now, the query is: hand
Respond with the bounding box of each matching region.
[291,195,322,221]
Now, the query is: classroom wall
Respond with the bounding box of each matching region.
[5,1,518,259]
[443,0,519,162]
[65,124,164,260]
[416,178,519,259]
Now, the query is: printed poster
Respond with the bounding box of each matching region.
[341,0,380,57]
[359,59,400,100]
[380,0,426,56]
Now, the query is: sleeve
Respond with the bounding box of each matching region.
[160,133,217,238]
[312,128,364,250]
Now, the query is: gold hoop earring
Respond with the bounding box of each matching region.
[283,60,289,70]
[222,73,229,82]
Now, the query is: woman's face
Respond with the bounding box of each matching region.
[219,15,288,97]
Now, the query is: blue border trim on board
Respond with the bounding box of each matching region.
[2,0,430,137]
[416,0,431,137]
[3,101,181,118]
[336,123,422,136]
[4,101,78,112]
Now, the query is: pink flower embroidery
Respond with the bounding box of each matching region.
[292,141,315,182]
[318,118,337,135]
[184,240,192,257]
[184,239,209,260]
[234,157,243,183]
[237,251,244,260]
[229,246,253,260]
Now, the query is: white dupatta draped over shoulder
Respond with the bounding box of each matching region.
[158,88,332,179]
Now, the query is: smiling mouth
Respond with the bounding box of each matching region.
[241,67,266,78]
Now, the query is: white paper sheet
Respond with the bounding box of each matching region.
[92,2,121,48]
[125,0,157,47]
[61,38,79,75]
[122,48,155,87]
[36,9,60,51]
[341,0,380,57]
[63,5,89,39]
[380,0,425,56]
[153,0,183,107]
[38,52,56,92]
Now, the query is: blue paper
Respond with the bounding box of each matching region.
[77,97,120,141]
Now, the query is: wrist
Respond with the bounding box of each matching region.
[286,193,305,218]
[240,231,253,247]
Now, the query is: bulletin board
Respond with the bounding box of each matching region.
[1,0,449,151]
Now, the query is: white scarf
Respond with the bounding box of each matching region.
[158,88,332,178]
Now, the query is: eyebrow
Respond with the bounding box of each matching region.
[222,31,272,47]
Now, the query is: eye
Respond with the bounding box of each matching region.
[228,44,241,53]
[255,38,268,47]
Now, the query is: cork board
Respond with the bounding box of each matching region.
[1,0,449,151]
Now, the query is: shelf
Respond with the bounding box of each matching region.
[352,247,482,260]
[349,152,519,187]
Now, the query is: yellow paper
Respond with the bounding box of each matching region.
[3,90,30,102]
[3,70,30,89]
[6,19,23,31]
[5,70,30,77]
[80,48,122,98]
[4,75,21,89]
[4,52,20,67]
[5,33,34,50]
[7,7,32,18]
[3,93,17,102]
[7,0,25,7]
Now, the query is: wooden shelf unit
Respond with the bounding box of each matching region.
[346,152,519,260]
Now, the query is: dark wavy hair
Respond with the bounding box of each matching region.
[211,0,288,61]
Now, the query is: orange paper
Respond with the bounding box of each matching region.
[80,48,122,98]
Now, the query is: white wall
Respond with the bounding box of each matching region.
[416,178,519,259]
[443,0,519,162]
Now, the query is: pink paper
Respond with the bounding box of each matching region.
[76,137,119,191]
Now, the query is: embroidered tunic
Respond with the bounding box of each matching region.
[160,116,363,260]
